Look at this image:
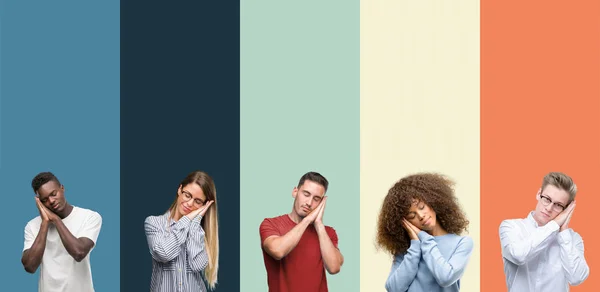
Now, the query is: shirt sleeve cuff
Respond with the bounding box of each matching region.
[557,229,573,245]
[417,231,433,241]
[175,215,192,227]
[546,220,560,232]
[192,215,203,225]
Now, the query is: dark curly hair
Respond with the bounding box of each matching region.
[376,173,469,255]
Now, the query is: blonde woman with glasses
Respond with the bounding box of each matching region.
[145,171,219,291]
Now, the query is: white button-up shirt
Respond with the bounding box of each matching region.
[500,212,589,292]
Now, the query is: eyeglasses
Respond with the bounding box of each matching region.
[181,190,207,207]
[539,194,566,212]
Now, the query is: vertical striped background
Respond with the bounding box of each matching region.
[1,1,598,291]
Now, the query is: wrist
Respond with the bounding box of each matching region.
[314,221,325,230]
[301,217,314,227]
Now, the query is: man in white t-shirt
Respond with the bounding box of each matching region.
[21,172,102,292]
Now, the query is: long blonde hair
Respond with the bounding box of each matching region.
[168,171,219,289]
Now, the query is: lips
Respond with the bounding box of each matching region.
[541,212,550,217]
[182,205,192,213]
[423,217,431,226]
[52,203,60,210]
[302,207,310,213]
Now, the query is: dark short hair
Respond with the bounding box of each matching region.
[297,171,328,192]
[32,172,61,193]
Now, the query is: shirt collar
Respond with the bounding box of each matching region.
[527,211,538,225]
[162,211,178,226]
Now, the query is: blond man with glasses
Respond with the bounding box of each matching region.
[499,172,590,292]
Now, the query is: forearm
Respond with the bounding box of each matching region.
[186,217,209,271]
[420,233,473,287]
[559,231,590,285]
[22,222,49,273]
[146,217,191,262]
[315,223,343,274]
[385,241,421,292]
[500,221,558,265]
[264,219,311,260]
[53,220,88,261]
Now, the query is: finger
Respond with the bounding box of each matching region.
[200,201,214,216]
[35,199,44,210]
[567,210,573,221]
[402,220,410,231]
[319,199,327,213]
[317,199,326,211]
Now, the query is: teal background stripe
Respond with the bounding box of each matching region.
[0,1,120,291]
[240,0,360,290]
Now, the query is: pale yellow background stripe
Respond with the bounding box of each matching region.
[360,1,480,292]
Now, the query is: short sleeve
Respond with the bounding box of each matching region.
[80,211,102,244]
[23,222,36,251]
[326,226,339,248]
[259,218,281,243]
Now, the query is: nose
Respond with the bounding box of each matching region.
[417,210,426,221]
[183,198,193,207]
[544,203,553,212]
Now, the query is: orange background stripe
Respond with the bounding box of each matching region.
[482,1,600,291]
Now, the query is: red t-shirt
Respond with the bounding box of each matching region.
[259,214,339,292]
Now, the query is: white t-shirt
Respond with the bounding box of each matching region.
[23,206,102,292]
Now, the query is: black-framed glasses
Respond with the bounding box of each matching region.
[181,190,207,207]
[539,194,566,212]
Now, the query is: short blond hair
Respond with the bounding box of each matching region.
[541,172,577,202]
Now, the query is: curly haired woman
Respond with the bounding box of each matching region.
[376,173,473,292]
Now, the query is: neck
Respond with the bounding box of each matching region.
[288,210,302,224]
[56,203,74,219]
[172,209,183,221]
[428,224,448,236]
[532,212,546,227]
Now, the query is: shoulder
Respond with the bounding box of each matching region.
[25,216,42,230]
[325,225,337,233]
[324,225,338,237]
[569,229,585,241]
[499,218,524,229]
[76,206,102,220]
[260,214,287,227]
[145,214,166,224]
[458,235,474,248]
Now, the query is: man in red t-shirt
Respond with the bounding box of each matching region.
[259,171,344,292]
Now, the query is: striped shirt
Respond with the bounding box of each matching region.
[145,212,209,292]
